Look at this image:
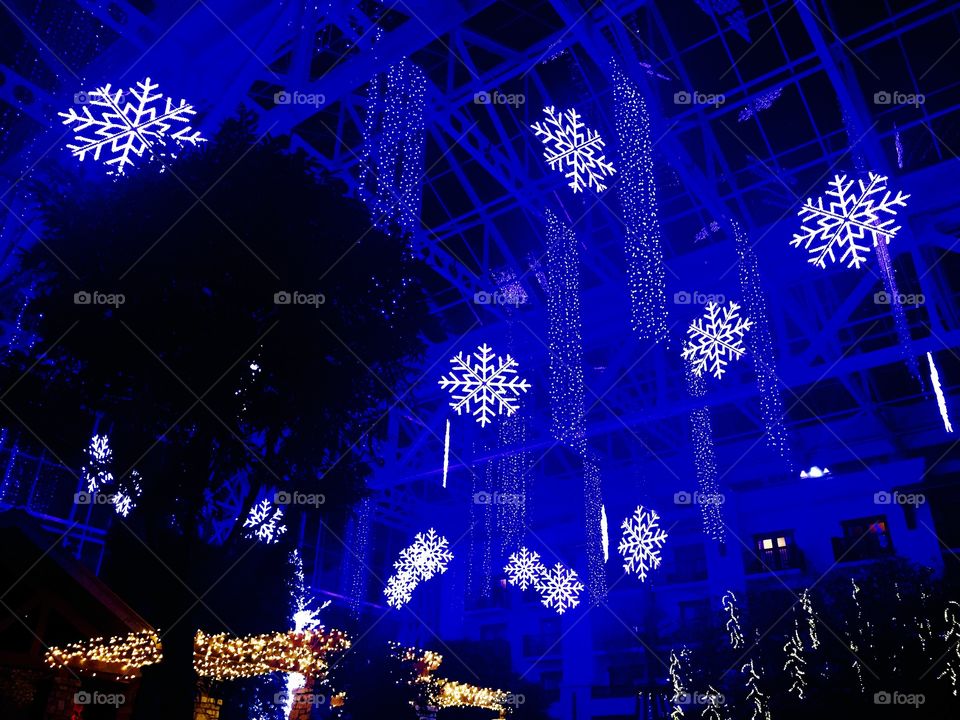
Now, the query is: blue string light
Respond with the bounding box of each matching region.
[611,64,669,343]
[686,363,725,542]
[544,207,607,602]
[733,218,794,471]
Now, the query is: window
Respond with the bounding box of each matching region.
[835,516,893,561]
[751,531,800,571]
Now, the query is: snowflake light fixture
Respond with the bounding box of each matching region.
[59,78,205,175]
[681,301,754,379]
[384,528,454,609]
[534,562,585,615]
[113,470,142,518]
[438,344,531,427]
[243,497,287,545]
[530,106,615,193]
[791,172,910,270]
[394,528,453,582]
[503,546,547,591]
[618,505,668,582]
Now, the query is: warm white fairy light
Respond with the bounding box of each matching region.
[193,628,349,681]
[928,352,954,433]
[800,589,820,649]
[45,630,162,680]
[783,622,807,699]
[939,601,960,695]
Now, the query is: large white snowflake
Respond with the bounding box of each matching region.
[243,498,287,545]
[681,301,754,379]
[504,546,547,591]
[791,172,910,270]
[394,528,454,582]
[83,434,114,493]
[438,344,531,427]
[618,505,668,582]
[530,106,616,193]
[113,470,142,518]
[59,78,205,175]
[535,562,585,615]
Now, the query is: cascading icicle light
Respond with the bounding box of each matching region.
[927,352,954,433]
[544,207,607,602]
[361,53,427,236]
[342,497,373,618]
[611,63,668,343]
[686,363,725,541]
[875,236,921,382]
[496,412,528,555]
[733,218,793,470]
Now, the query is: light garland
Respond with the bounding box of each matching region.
[733,218,793,470]
[45,630,162,680]
[394,644,511,714]
[686,364,724,541]
[611,63,668,343]
[741,658,770,720]
[800,589,820,649]
[343,497,373,618]
[928,351,954,433]
[544,207,606,601]
[783,621,807,699]
[193,628,349,681]
[721,590,744,650]
[668,648,690,720]
[496,413,527,554]
[939,601,960,696]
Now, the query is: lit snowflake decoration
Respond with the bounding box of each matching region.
[394,528,454,582]
[384,571,417,609]
[113,470,143,518]
[243,497,287,545]
[438,344,531,427]
[534,562,585,615]
[530,106,616,193]
[618,505,668,582]
[59,78,205,175]
[384,528,454,609]
[83,434,113,493]
[504,546,547,591]
[791,172,910,270]
[681,301,754,379]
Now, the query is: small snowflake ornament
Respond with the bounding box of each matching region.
[438,344,531,427]
[243,498,288,545]
[393,528,454,582]
[531,106,616,193]
[384,571,417,609]
[618,505,668,582]
[681,301,753,379]
[535,562,585,615]
[791,172,910,270]
[504,546,547,591]
[59,78,205,175]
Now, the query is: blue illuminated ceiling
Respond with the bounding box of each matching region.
[1,0,958,505]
